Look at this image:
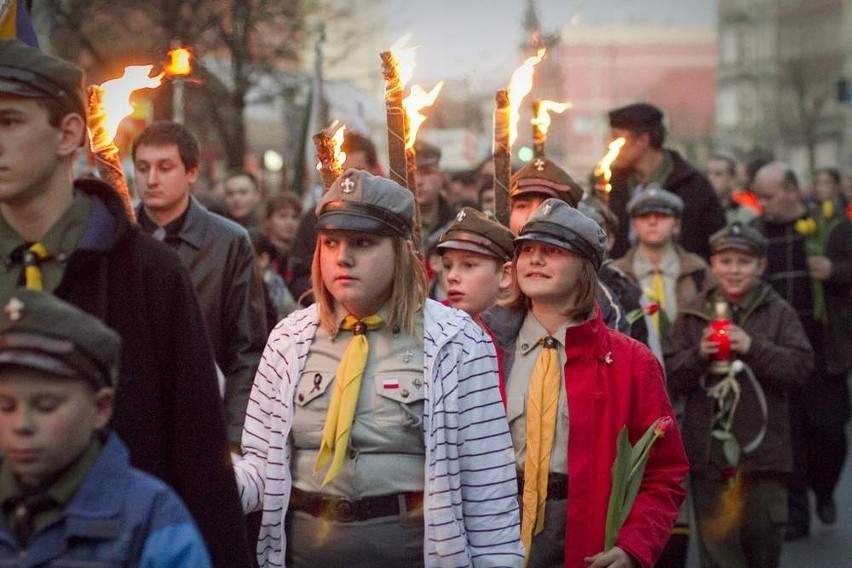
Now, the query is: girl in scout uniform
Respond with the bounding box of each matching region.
[483,199,688,568]
[235,170,523,568]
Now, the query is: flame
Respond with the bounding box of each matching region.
[315,121,347,172]
[507,48,546,146]
[594,137,626,193]
[532,99,572,135]
[330,121,347,168]
[390,33,416,88]
[403,82,443,149]
[165,47,192,77]
[98,65,164,143]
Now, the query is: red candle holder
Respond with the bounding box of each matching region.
[709,299,733,375]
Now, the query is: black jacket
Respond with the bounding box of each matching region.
[57,180,251,568]
[664,283,813,475]
[609,149,726,260]
[138,197,267,443]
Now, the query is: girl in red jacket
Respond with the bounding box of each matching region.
[484,199,688,568]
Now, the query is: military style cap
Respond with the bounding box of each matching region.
[510,157,584,207]
[0,290,120,388]
[577,194,619,234]
[710,222,768,257]
[515,199,607,270]
[626,185,684,217]
[316,169,414,238]
[608,102,664,131]
[437,207,515,262]
[0,39,87,119]
[414,140,441,170]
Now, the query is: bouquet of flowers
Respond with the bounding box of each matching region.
[794,200,843,323]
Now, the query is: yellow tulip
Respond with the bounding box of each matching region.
[822,199,835,219]
[794,217,817,236]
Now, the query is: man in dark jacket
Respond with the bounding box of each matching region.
[133,122,267,447]
[607,102,726,260]
[0,39,251,568]
[752,161,852,539]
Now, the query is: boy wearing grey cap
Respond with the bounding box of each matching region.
[235,169,523,567]
[0,39,251,567]
[612,185,713,362]
[0,291,210,565]
[664,223,813,567]
[483,199,687,568]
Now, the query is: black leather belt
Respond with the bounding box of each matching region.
[289,487,423,522]
[517,472,568,501]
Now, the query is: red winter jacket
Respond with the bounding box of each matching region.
[484,306,688,568]
[562,309,688,568]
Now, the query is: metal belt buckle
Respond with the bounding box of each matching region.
[334,497,356,522]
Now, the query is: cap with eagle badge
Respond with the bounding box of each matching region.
[0,290,120,388]
[437,207,515,262]
[509,157,584,208]
[709,222,768,257]
[315,169,415,238]
[515,199,607,270]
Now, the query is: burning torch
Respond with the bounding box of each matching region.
[493,49,545,226]
[531,99,571,159]
[380,35,443,252]
[593,137,626,206]
[87,65,164,220]
[313,120,347,191]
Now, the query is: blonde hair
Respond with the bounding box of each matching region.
[501,252,597,322]
[312,235,428,335]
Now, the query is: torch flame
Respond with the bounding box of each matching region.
[507,48,545,146]
[532,99,572,135]
[594,137,626,193]
[331,122,347,167]
[403,82,443,149]
[165,47,192,77]
[315,120,347,174]
[390,33,416,88]
[98,65,164,143]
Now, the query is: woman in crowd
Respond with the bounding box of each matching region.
[484,199,688,568]
[234,170,523,567]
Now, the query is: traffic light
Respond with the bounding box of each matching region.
[838,78,850,104]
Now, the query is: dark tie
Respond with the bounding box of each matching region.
[5,493,57,546]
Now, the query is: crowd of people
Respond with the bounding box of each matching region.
[0,37,850,568]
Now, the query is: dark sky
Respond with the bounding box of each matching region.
[384,0,717,83]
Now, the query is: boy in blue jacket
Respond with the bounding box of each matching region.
[0,290,211,566]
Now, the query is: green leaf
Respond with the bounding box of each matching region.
[711,429,733,441]
[605,427,632,550]
[723,437,741,467]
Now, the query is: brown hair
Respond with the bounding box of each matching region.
[266,192,302,220]
[132,121,200,171]
[311,235,427,335]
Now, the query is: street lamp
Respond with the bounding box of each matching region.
[165,43,193,124]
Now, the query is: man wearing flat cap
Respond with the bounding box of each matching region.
[607,102,725,261]
[0,39,251,567]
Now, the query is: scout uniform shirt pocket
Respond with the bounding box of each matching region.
[292,370,334,439]
[373,373,426,428]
